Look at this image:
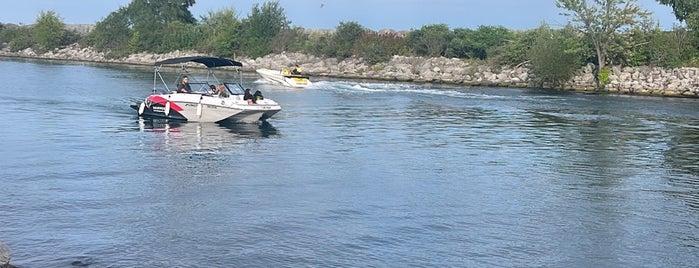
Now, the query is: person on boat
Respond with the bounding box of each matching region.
[177,76,192,93]
[208,84,217,95]
[291,64,302,75]
[217,84,229,97]
[244,88,254,104]
[253,90,264,102]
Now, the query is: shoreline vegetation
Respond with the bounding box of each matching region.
[2,44,698,98]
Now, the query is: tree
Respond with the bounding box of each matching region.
[82,7,132,56]
[303,30,333,57]
[269,27,307,54]
[489,30,539,66]
[529,24,585,87]
[331,21,365,58]
[556,0,650,88]
[407,24,452,57]
[83,0,199,55]
[1,25,34,52]
[240,1,290,57]
[354,30,408,64]
[126,0,198,53]
[656,0,699,39]
[446,25,513,60]
[197,9,242,57]
[33,11,66,52]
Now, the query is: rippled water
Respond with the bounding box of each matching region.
[1,58,698,267]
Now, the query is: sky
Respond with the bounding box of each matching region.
[0,0,682,31]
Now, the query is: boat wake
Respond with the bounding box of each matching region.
[309,80,511,100]
[253,78,273,85]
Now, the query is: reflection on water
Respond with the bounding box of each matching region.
[136,118,279,153]
[137,118,278,138]
[664,122,699,212]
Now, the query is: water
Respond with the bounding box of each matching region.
[1,58,698,267]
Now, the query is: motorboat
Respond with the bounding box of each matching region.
[256,68,312,88]
[131,56,281,123]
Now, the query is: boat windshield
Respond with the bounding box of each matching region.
[224,83,246,95]
[188,82,212,94]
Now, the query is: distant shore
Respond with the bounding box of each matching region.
[2,44,698,98]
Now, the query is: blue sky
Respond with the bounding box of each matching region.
[1,0,681,30]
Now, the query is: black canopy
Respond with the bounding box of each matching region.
[154,56,243,68]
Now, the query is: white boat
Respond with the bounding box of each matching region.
[256,68,312,88]
[131,56,281,123]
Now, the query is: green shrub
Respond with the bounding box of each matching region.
[598,67,611,86]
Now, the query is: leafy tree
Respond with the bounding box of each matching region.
[33,11,66,52]
[407,24,452,57]
[489,30,539,66]
[84,0,198,55]
[239,1,290,57]
[303,30,333,57]
[556,0,650,88]
[125,0,198,53]
[446,25,512,60]
[331,21,365,59]
[529,24,584,87]
[128,30,140,56]
[645,26,699,67]
[656,0,699,39]
[1,25,33,52]
[82,7,132,56]
[197,9,242,57]
[269,27,307,54]
[159,21,199,52]
[444,28,473,58]
[354,30,408,64]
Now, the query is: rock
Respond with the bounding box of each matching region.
[0,241,10,268]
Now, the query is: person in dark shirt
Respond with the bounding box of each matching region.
[243,88,254,104]
[253,90,264,102]
[177,76,192,93]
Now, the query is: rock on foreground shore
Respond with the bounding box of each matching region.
[1,45,698,97]
[0,241,12,268]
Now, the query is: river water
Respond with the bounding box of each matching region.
[1,58,698,267]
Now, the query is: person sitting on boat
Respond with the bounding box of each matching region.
[291,64,302,75]
[217,84,229,97]
[208,84,217,95]
[177,76,191,93]
[243,88,254,104]
[253,90,264,102]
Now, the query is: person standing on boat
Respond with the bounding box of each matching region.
[177,76,192,93]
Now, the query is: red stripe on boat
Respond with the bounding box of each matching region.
[147,96,183,111]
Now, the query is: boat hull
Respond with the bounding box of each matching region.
[256,68,312,88]
[133,93,281,123]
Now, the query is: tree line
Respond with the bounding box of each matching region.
[0,0,697,89]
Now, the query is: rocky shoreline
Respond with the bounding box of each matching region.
[2,44,698,97]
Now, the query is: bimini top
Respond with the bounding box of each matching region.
[154,56,243,68]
